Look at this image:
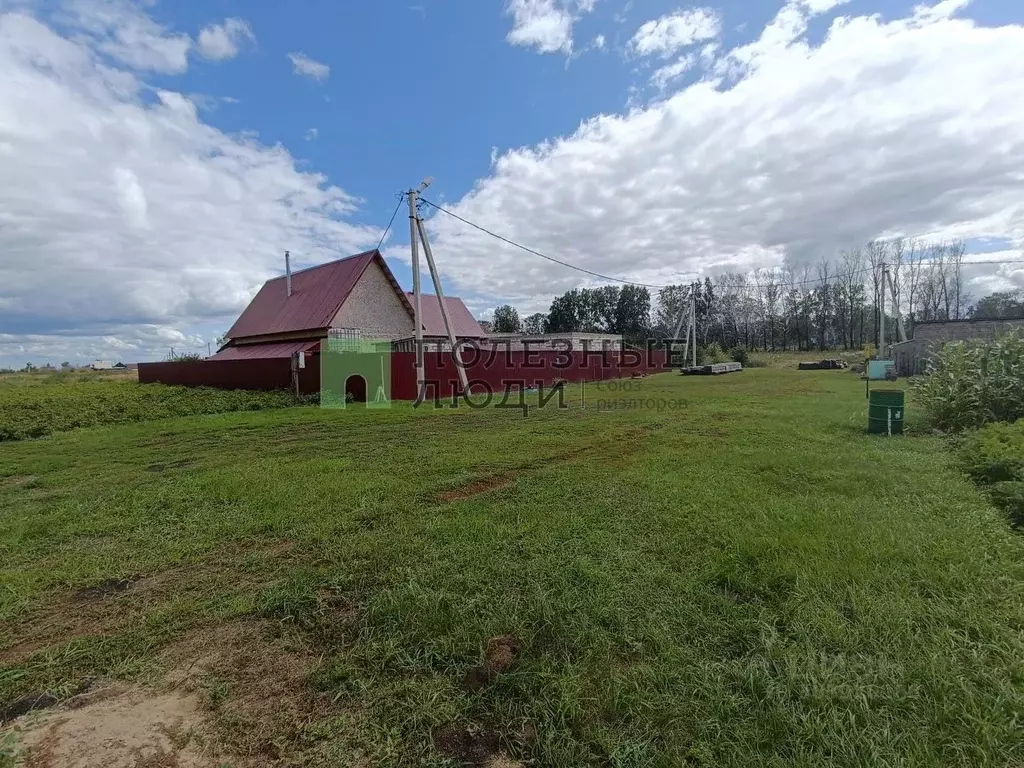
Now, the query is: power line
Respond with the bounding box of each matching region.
[420,198,682,289]
[957,258,1024,267]
[419,197,1024,293]
[375,192,406,252]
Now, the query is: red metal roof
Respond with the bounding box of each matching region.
[406,293,487,338]
[210,340,321,361]
[227,250,413,340]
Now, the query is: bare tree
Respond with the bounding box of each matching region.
[796,262,813,350]
[888,237,905,319]
[865,240,889,346]
[947,239,967,319]
[924,242,948,321]
[752,269,768,350]
[838,249,865,349]
[815,257,833,349]
[904,238,926,325]
[714,273,744,348]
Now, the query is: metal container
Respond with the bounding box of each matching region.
[868,389,905,435]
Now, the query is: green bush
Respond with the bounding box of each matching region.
[960,420,1024,484]
[745,354,769,368]
[698,342,731,365]
[989,481,1024,528]
[730,346,750,366]
[912,331,1024,431]
[960,419,1024,528]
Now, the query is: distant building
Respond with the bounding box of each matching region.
[486,332,623,353]
[213,249,485,360]
[90,360,113,370]
[391,292,489,351]
[891,318,1024,375]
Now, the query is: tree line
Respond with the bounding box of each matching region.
[489,238,1020,351]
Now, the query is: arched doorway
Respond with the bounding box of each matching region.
[345,374,367,403]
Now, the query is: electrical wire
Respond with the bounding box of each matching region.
[375,192,406,252]
[419,196,1024,293]
[420,198,679,289]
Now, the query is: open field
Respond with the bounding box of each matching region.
[0,371,295,441]
[1,368,1022,767]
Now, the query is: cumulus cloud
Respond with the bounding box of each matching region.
[649,53,697,90]
[629,7,721,58]
[961,252,1024,295]
[504,0,597,55]
[914,0,970,22]
[417,0,1024,312]
[62,0,192,72]
[288,51,329,81]
[0,8,379,367]
[197,17,254,60]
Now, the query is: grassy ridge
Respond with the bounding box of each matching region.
[0,372,294,441]
[1,368,1022,766]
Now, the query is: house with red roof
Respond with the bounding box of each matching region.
[213,249,486,360]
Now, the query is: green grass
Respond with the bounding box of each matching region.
[0,371,295,441]
[1,368,1022,767]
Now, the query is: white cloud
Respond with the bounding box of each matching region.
[962,251,1024,295]
[305,127,318,141]
[720,0,849,76]
[913,0,970,22]
[630,7,720,58]
[197,17,254,61]
[0,9,379,367]
[650,53,697,90]
[288,51,329,80]
[504,0,597,55]
[592,33,606,49]
[417,1,1024,309]
[62,0,192,73]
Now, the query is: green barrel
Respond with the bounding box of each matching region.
[868,389,905,435]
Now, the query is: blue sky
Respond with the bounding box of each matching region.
[1,0,1023,365]
[148,0,1020,235]
[172,0,1024,297]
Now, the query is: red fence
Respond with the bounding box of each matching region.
[139,348,670,401]
[138,357,321,395]
[391,348,669,401]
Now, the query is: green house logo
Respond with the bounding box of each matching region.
[321,337,391,409]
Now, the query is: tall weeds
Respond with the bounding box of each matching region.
[913,331,1024,431]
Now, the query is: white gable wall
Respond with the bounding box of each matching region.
[332,258,414,340]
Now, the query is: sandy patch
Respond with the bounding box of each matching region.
[4,685,214,768]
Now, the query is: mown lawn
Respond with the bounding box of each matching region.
[1,368,1022,767]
